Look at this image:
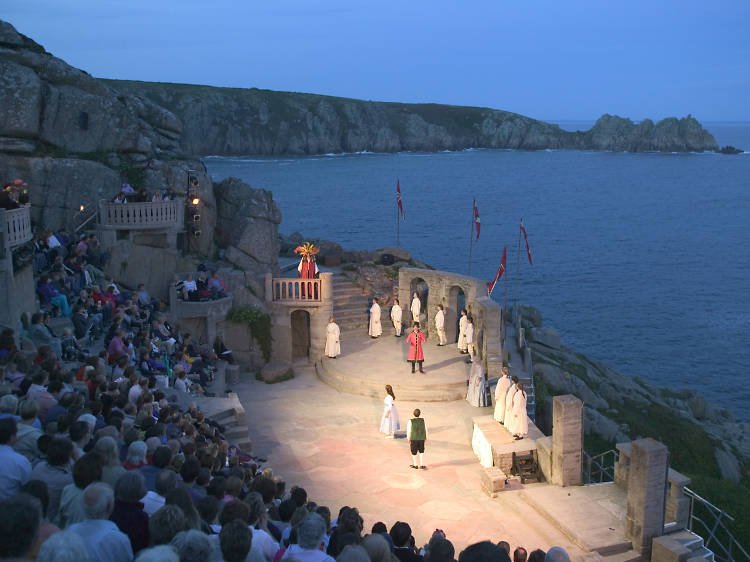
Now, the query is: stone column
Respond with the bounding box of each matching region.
[319,272,333,302]
[551,394,583,486]
[665,469,691,530]
[264,273,273,303]
[625,438,669,557]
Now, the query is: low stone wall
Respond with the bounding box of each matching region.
[398,267,503,380]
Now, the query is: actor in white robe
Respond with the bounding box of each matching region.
[493,368,511,422]
[391,299,403,336]
[465,317,475,362]
[502,379,518,430]
[435,305,446,345]
[509,384,529,438]
[466,361,489,407]
[457,310,468,352]
[369,298,382,338]
[325,317,340,358]
[410,292,421,323]
[379,387,400,438]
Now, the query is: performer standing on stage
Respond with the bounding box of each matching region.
[294,242,319,299]
[391,298,403,337]
[379,384,400,439]
[410,292,421,323]
[325,316,340,358]
[407,409,427,469]
[406,322,426,374]
[457,309,468,354]
[508,382,529,440]
[503,375,519,431]
[369,297,382,338]
[493,367,512,423]
[435,304,447,346]
[465,316,476,363]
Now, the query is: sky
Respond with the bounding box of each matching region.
[3,0,749,122]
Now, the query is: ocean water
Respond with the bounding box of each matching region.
[204,123,750,419]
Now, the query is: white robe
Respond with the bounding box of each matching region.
[466,361,489,407]
[509,390,528,436]
[369,302,382,337]
[379,395,400,435]
[493,375,511,422]
[410,297,421,323]
[502,383,517,429]
[325,322,340,357]
[391,304,402,334]
[457,315,468,350]
[435,309,445,330]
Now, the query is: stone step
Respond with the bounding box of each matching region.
[686,547,714,561]
[600,550,647,562]
[224,424,249,440]
[667,530,706,551]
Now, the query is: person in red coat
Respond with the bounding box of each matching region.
[297,254,319,299]
[406,322,426,374]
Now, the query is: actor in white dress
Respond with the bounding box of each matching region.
[369,297,382,338]
[410,292,421,323]
[435,304,447,345]
[391,298,403,337]
[493,367,511,423]
[379,385,400,438]
[324,317,340,358]
[466,360,489,407]
[465,316,475,362]
[503,376,518,430]
[457,309,468,353]
[509,383,529,439]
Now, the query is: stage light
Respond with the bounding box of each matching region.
[79,205,85,212]
[192,198,200,205]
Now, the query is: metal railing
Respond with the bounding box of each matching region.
[684,487,750,562]
[73,201,99,234]
[582,448,619,484]
[272,278,322,302]
[98,198,184,230]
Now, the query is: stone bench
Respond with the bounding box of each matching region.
[481,465,508,498]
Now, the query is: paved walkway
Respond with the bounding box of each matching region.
[230,363,582,556]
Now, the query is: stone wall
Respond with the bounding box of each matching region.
[397,267,503,380]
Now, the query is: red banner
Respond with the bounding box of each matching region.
[520,219,532,265]
[487,247,507,296]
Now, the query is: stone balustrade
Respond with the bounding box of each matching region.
[268,277,323,303]
[98,198,184,230]
[0,206,33,251]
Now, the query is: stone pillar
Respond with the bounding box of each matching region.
[665,469,691,530]
[319,272,333,302]
[268,304,291,365]
[551,394,583,486]
[614,442,632,489]
[625,438,669,557]
[264,273,273,303]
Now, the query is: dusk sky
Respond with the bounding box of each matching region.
[3,0,749,122]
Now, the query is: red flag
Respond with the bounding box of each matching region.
[396,180,405,219]
[473,199,480,240]
[487,247,507,296]
[520,219,532,265]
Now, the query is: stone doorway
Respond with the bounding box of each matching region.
[291,310,311,358]
[448,285,466,343]
[408,277,429,328]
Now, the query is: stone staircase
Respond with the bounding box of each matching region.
[502,319,536,418]
[332,274,379,336]
[652,529,715,561]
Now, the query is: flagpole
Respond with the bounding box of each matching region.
[467,200,474,276]
[396,197,400,247]
[513,219,522,314]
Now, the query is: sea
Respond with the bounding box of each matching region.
[204,122,750,420]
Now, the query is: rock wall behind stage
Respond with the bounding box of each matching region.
[397,267,504,380]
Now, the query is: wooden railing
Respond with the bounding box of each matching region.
[1,206,33,250]
[98,199,184,230]
[272,278,322,302]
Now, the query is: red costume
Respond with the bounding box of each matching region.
[298,257,319,298]
[407,330,426,361]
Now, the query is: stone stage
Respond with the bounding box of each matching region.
[317,333,472,401]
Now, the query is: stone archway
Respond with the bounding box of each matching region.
[448,285,466,343]
[291,310,311,358]
[408,277,429,328]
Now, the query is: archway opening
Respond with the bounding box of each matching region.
[448,285,466,343]
[408,277,429,329]
[291,310,311,358]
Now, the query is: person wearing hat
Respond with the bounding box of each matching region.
[406,322,426,374]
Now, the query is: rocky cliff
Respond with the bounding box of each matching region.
[104,80,719,156]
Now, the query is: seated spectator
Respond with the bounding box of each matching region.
[165,487,203,531]
[19,479,62,556]
[246,491,279,561]
[60,329,85,361]
[197,494,220,533]
[141,445,172,491]
[56,451,103,528]
[220,519,253,562]
[459,541,511,562]
[328,506,363,558]
[545,547,570,562]
[68,482,134,562]
[0,418,32,500]
[29,437,74,522]
[113,191,128,204]
[170,529,212,562]
[143,467,177,516]
[110,471,150,554]
[181,274,197,300]
[124,440,148,471]
[69,420,92,459]
[0,393,19,420]
[528,549,546,562]
[283,512,334,561]
[134,544,179,562]
[391,521,422,562]
[135,187,150,202]
[28,312,62,358]
[36,529,89,562]
[37,275,71,317]
[209,270,227,298]
[149,504,186,546]
[515,546,528,562]
[0,492,42,559]
[95,436,127,489]
[13,398,43,462]
[362,532,396,562]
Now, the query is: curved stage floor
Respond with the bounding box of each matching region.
[318,333,472,401]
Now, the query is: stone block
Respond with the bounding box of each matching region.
[529,327,560,349]
[552,394,583,486]
[651,536,691,562]
[536,436,553,482]
[626,438,669,556]
[480,466,507,497]
[132,232,169,248]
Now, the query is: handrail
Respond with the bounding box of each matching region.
[583,448,619,484]
[684,486,750,562]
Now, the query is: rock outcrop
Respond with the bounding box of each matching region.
[214,177,281,278]
[104,81,719,156]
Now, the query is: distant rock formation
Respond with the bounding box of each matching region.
[104,79,719,156]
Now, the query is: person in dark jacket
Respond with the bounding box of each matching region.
[110,471,150,554]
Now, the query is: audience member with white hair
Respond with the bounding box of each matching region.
[170,529,213,562]
[67,482,133,562]
[282,512,334,561]
[36,529,89,562]
[134,544,180,562]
